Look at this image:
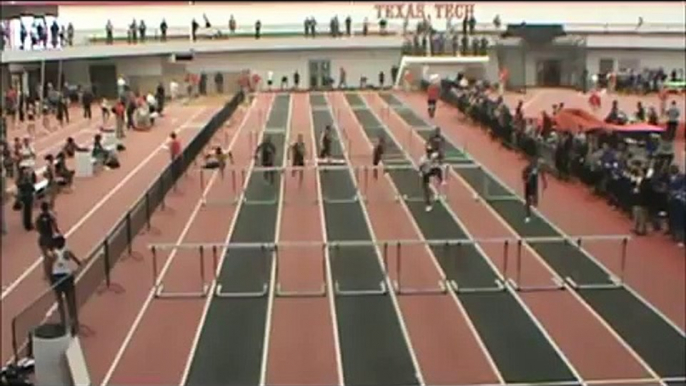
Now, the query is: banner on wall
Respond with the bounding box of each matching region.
[373,2,475,20]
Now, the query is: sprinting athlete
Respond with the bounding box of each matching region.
[426,126,446,161]
[427,81,440,118]
[372,135,386,180]
[418,151,444,212]
[522,156,547,223]
[319,125,333,160]
[255,135,277,185]
[289,133,307,186]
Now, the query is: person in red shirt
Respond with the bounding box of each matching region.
[427,81,440,119]
[658,86,668,117]
[499,68,509,96]
[167,132,182,181]
[588,89,601,111]
[113,100,126,139]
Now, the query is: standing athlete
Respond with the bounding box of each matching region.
[289,133,307,186]
[372,135,386,180]
[36,202,60,280]
[49,235,83,334]
[255,135,277,185]
[427,81,440,119]
[522,156,547,223]
[319,125,333,161]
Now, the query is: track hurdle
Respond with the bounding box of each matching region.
[330,242,388,296]
[561,235,631,290]
[214,244,272,298]
[506,239,566,292]
[275,243,327,297]
[391,242,447,295]
[441,240,507,294]
[150,245,210,299]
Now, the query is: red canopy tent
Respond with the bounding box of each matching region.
[553,108,665,134]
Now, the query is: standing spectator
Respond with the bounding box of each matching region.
[82,87,93,120]
[345,16,352,36]
[378,71,385,89]
[304,18,310,37]
[67,23,74,46]
[191,18,199,41]
[229,15,236,34]
[1,167,7,235]
[199,72,208,95]
[36,20,45,49]
[35,201,60,279]
[139,20,147,43]
[310,17,317,38]
[667,165,685,246]
[160,19,168,41]
[19,23,27,50]
[293,71,300,90]
[16,167,36,231]
[379,18,387,35]
[100,98,110,126]
[50,20,59,48]
[362,18,369,36]
[167,132,182,183]
[339,67,348,89]
[665,101,680,140]
[59,24,66,47]
[267,71,274,91]
[105,20,113,44]
[468,12,476,35]
[117,75,127,98]
[255,19,262,39]
[129,19,138,44]
[113,99,125,139]
[156,82,165,114]
[215,72,224,94]
[48,235,82,335]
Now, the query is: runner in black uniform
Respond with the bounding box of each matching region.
[522,156,547,223]
[319,125,333,160]
[255,135,277,185]
[289,133,306,186]
[426,126,445,162]
[372,135,385,180]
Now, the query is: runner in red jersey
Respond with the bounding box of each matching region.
[427,82,440,119]
[588,89,601,111]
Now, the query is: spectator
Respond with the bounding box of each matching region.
[462,13,468,35]
[19,23,27,50]
[54,152,74,189]
[310,17,317,38]
[191,18,199,42]
[304,18,310,37]
[167,132,182,181]
[665,101,680,140]
[255,19,262,39]
[362,18,369,36]
[379,18,387,35]
[378,71,385,88]
[48,235,82,335]
[293,71,300,90]
[50,20,59,48]
[139,20,147,43]
[35,201,60,279]
[112,99,125,139]
[229,15,236,34]
[667,165,685,246]
[339,67,348,89]
[128,19,136,44]
[105,20,113,45]
[281,75,288,90]
[266,71,274,91]
[160,19,168,42]
[62,137,86,158]
[67,23,74,46]
[16,167,36,231]
[214,72,224,94]
[635,101,646,121]
[59,24,66,47]
[82,87,94,120]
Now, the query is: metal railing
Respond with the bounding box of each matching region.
[9,91,245,362]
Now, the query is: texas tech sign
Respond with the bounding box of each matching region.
[374,2,475,20]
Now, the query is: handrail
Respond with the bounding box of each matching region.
[8,91,245,363]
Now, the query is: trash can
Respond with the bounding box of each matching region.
[32,323,72,386]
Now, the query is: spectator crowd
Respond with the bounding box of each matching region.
[437,78,684,246]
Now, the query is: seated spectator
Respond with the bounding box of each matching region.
[634,102,646,122]
[18,136,36,169]
[92,134,119,168]
[62,137,87,158]
[647,107,659,125]
[54,152,74,189]
[203,146,233,170]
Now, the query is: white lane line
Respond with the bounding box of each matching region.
[307,93,345,386]
[362,92,505,384]
[1,108,208,301]
[380,93,586,383]
[326,92,426,386]
[258,94,291,386]
[100,98,256,386]
[178,94,274,386]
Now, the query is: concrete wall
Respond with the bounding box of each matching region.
[585,49,686,74]
[186,48,402,88]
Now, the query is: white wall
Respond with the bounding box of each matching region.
[585,49,686,74]
[186,49,401,87]
[59,56,164,86]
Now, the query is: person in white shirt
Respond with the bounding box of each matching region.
[170,80,179,100]
[49,235,82,334]
[18,136,36,170]
[116,75,127,98]
[267,71,274,91]
[418,150,445,212]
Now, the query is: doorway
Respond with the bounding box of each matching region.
[536,59,562,87]
[308,59,332,90]
[89,64,117,99]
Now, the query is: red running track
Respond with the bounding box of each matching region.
[365,91,657,382]
[0,102,217,364]
[397,91,686,332]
